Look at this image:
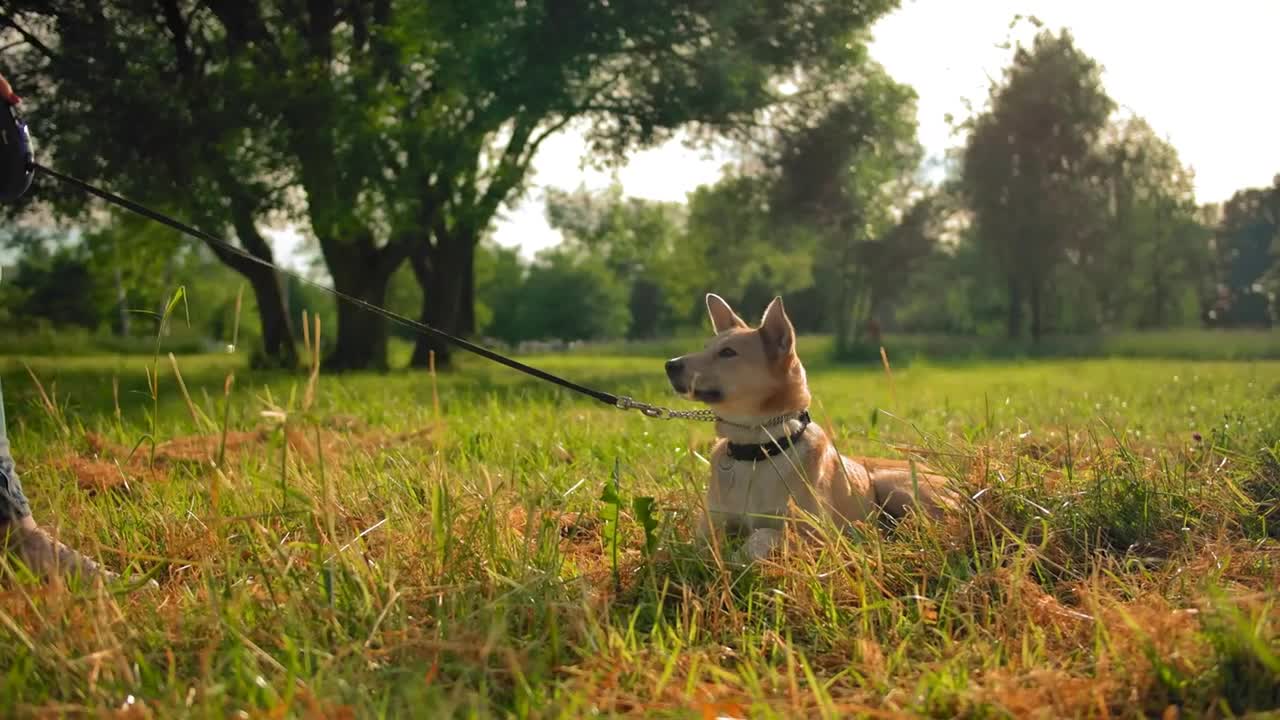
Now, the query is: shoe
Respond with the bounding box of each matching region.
[2,521,119,584]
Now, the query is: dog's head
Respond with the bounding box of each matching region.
[664,294,810,417]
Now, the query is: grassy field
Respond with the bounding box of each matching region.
[575,329,1280,364]
[0,343,1278,718]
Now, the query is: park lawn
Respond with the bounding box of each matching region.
[0,350,1277,718]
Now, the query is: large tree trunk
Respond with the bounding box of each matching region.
[201,238,299,368]
[458,245,476,336]
[1147,206,1171,328]
[1006,274,1024,339]
[297,122,412,373]
[325,249,395,371]
[197,251,297,368]
[329,292,391,370]
[1029,274,1044,344]
[245,264,297,367]
[409,236,467,369]
[113,263,130,337]
[226,204,299,368]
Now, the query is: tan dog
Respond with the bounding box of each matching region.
[665,294,956,561]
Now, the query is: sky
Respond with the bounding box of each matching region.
[266,0,1280,265]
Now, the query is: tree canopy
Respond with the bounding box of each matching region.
[3,0,901,368]
[961,29,1116,341]
[0,11,1273,355]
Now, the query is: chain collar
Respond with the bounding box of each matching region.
[716,410,808,431]
[614,396,808,429]
[726,410,812,461]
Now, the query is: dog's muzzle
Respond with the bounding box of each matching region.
[664,358,686,392]
[666,358,723,402]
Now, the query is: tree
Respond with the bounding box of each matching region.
[3,1,304,366]
[1076,116,1208,329]
[764,65,925,352]
[402,0,906,367]
[474,241,527,345]
[893,225,1011,336]
[960,28,1115,341]
[681,172,813,321]
[6,0,903,370]
[0,240,104,331]
[544,185,686,338]
[0,217,277,348]
[854,194,949,332]
[516,247,630,343]
[1214,175,1279,326]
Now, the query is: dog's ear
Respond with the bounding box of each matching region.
[759,296,795,358]
[706,293,747,334]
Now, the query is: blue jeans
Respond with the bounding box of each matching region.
[0,379,31,523]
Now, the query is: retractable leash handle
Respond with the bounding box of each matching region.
[0,103,34,202]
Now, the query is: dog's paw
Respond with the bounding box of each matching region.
[740,528,783,563]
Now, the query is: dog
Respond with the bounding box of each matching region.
[665,294,956,561]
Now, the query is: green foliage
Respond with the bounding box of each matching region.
[961,28,1117,341]
[665,62,933,348]
[1,7,1275,361]
[474,242,527,343]
[7,0,904,369]
[0,242,104,331]
[384,264,423,336]
[0,222,254,350]
[683,173,815,323]
[1212,176,1280,327]
[545,185,688,338]
[466,239,638,345]
[769,67,927,353]
[1074,116,1211,329]
[517,248,631,342]
[893,226,1009,336]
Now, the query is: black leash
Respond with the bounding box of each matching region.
[2,102,708,418]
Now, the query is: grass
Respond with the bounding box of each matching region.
[0,326,217,357]
[0,340,1278,718]
[5,326,1275,364]
[837,329,1280,363]
[572,329,1280,364]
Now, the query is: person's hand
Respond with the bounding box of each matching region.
[0,72,22,106]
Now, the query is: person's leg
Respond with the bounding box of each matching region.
[0,378,32,525]
[0,378,118,582]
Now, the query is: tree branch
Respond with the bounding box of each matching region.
[158,0,195,79]
[204,0,282,62]
[0,13,59,61]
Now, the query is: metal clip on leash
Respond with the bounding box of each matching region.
[615,396,719,422]
[615,396,665,417]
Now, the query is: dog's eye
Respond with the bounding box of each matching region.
[717,347,738,359]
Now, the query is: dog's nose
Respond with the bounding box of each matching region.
[664,358,684,377]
